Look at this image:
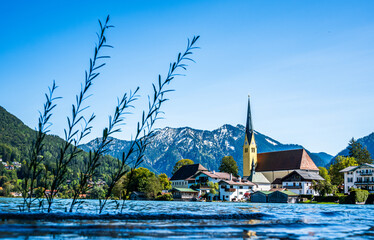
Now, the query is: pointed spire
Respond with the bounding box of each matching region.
[249,160,256,181]
[245,95,254,142]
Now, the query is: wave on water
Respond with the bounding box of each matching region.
[0,212,273,221]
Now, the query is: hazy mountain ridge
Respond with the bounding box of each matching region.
[81,124,333,176]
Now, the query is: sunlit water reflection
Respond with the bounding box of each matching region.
[0,198,373,239]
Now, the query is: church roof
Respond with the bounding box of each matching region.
[256,149,319,172]
[170,164,208,181]
[248,172,270,184]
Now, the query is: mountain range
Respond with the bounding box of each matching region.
[2,105,373,178]
[80,124,334,176]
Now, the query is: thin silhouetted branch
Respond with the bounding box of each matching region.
[99,36,200,214]
[45,15,113,213]
[21,81,60,212]
[69,88,139,212]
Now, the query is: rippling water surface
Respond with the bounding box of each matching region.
[0,198,373,239]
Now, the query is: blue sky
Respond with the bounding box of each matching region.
[1,0,374,155]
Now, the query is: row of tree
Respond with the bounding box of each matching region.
[313,138,373,195]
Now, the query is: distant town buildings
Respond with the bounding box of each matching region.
[281,170,324,195]
[242,96,322,184]
[0,158,21,170]
[169,96,325,201]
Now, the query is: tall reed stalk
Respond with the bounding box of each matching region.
[98,36,200,214]
[21,81,59,212]
[45,16,113,212]
[69,88,139,212]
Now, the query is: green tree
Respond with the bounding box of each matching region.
[207,181,219,195]
[144,174,162,199]
[329,156,358,185]
[124,167,162,199]
[348,138,373,164]
[312,167,337,196]
[90,186,105,199]
[318,167,330,182]
[112,177,126,199]
[172,159,194,175]
[312,180,337,196]
[2,182,13,197]
[0,176,9,187]
[158,173,171,190]
[218,156,239,177]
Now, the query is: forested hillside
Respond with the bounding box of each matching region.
[0,106,119,197]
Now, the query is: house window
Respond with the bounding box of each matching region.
[251,148,255,153]
[245,148,248,153]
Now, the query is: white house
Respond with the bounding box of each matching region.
[340,163,374,194]
[281,170,324,195]
[219,179,255,201]
[170,164,208,188]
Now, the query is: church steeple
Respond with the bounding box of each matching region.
[245,95,254,142]
[243,95,257,177]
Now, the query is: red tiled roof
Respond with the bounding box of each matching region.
[195,171,238,181]
[220,180,255,186]
[256,149,319,172]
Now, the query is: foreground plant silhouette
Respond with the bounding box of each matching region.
[24,15,199,213]
[99,35,200,213]
[21,81,59,212]
[43,16,113,213]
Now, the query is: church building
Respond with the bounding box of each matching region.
[242,96,320,184]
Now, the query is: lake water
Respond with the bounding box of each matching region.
[0,198,373,239]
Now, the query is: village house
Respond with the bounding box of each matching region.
[12,161,22,168]
[268,190,298,203]
[250,189,298,203]
[340,163,374,194]
[170,164,256,201]
[5,165,14,170]
[271,178,283,189]
[250,190,271,203]
[170,188,199,200]
[193,170,256,200]
[219,179,255,201]
[281,170,324,195]
[170,164,208,188]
